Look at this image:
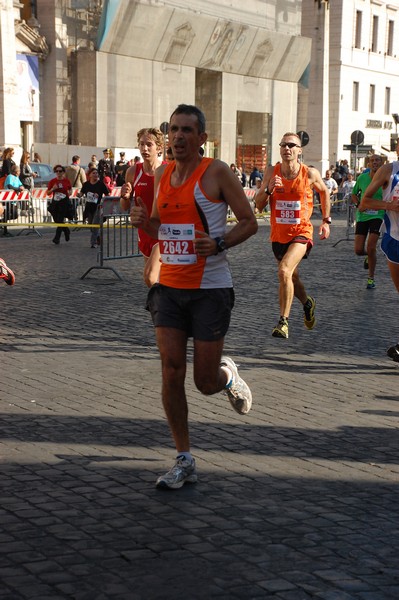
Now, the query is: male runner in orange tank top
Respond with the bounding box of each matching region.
[255,133,331,339]
[130,104,258,490]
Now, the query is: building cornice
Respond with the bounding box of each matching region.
[15,20,49,59]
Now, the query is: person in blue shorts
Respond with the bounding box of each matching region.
[360,158,399,362]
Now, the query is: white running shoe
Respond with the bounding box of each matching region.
[220,356,252,415]
[156,456,197,490]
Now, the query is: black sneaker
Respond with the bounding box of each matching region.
[272,317,289,338]
[387,344,399,363]
[303,296,316,330]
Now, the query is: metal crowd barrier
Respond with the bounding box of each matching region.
[333,197,357,247]
[0,188,142,281]
[0,190,40,236]
[80,196,141,281]
[0,187,124,235]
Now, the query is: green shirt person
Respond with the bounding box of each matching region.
[351,155,384,289]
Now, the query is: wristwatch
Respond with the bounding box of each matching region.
[214,237,227,254]
[322,217,332,225]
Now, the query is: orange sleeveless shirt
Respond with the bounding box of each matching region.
[269,163,313,243]
[157,158,232,289]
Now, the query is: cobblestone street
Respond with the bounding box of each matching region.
[0,216,398,599]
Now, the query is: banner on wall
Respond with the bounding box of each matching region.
[16,54,39,122]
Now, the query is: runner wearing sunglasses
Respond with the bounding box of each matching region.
[255,132,331,339]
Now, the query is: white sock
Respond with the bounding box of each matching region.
[176,452,192,462]
[221,366,233,388]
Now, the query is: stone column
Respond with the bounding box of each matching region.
[36,0,69,144]
[0,0,22,149]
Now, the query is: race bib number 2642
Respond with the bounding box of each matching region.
[158,223,197,264]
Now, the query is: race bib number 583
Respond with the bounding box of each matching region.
[158,223,197,264]
[275,200,301,224]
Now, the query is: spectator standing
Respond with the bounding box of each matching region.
[332,166,343,187]
[115,152,128,186]
[102,173,115,194]
[249,165,262,187]
[98,149,115,182]
[339,171,355,211]
[66,156,86,190]
[339,159,349,178]
[4,165,24,192]
[65,156,86,222]
[323,170,338,208]
[47,165,73,245]
[19,151,37,192]
[33,152,42,163]
[2,163,23,229]
[0,147,16,182]
[230,163,242,179]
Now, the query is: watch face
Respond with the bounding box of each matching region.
[218,238,226,251]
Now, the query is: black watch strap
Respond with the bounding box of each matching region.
[214,237,227,254]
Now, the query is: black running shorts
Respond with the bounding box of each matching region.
[146,284,235,341]
[355,218,383,236]
[272,236,313,262]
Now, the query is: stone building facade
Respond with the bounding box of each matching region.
[300,0,399,173]
[2,0,310,169]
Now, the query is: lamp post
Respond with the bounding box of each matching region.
[391,114,399,153]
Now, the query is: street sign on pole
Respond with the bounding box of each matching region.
[160,122,169,158]
[160,122,169,134]
[343,144,373,153]
[350,130,364,145]
[297,131,309,147]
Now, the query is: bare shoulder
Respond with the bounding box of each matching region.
[307,166,321,182]
[206,158,229,175]
[156,163,168,177]
[154,162,168,186]
[380,162,393,177]
[124,164,136,183]
[264,164,274,181]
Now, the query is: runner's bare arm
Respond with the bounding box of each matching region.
[120,165,136,212]
[194,161,257,256]
[254,166,274,212]
[309,167,331,240]
[129,164,165,237]
[360,164,399,211]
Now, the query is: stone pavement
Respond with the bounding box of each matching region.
[0,217,398,600]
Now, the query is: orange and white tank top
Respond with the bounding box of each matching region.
[270,163,313,243]
[157,158,232,289]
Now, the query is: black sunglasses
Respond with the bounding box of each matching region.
[55,169,63,173]
[279,142,301,149]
